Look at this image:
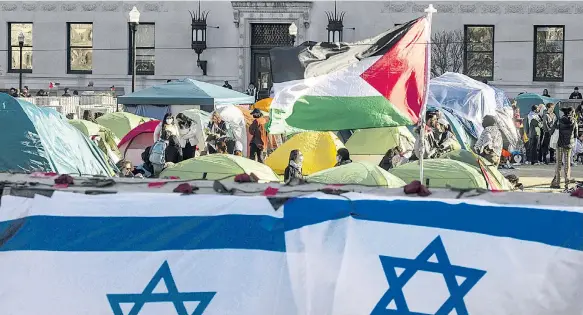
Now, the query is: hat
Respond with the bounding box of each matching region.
[576,87,580,91]
[251,109,263,117]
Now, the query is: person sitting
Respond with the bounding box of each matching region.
[8,88,18,97]
[206,112,231,154]
[216,140,228,154]
[434,118,459,155]
[474,115,503,166]
[284,149,304,185]
[19,86,31,97]
[335,148,352,167]
[117,160,135,178]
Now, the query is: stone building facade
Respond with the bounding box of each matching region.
[0,1,582,98]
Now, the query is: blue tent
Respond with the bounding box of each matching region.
[515,93,559,119]
[0,93,114,176]
[118,78,255,119]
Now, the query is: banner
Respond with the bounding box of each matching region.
[1,191,582,314]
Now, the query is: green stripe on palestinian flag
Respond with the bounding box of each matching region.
[269,17,429,131]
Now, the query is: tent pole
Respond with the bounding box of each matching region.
[419,4,437,184]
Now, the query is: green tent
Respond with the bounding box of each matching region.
[160,154,280,182]
[307,161,406,188]
[95,112,151,140]
[69,119,122,163]
[440,150,513,191]
[345,127,415,164]
[0,94,113,176]
[389,159,487,190]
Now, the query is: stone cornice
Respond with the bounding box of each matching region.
[382,2,583,14]
[0,1,167,12]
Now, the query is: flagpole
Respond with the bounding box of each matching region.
[419,4,437,184]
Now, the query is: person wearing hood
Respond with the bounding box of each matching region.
[542,89,551,97]
[474,115,503,166]
[335,148,352,167]
[153,113,179,142]
[284,149,304,185]
[551,106,578,190]
[379,146,402,171]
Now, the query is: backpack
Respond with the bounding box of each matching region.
[149,140,167,165]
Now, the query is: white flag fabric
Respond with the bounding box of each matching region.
[0,192,295,315]
[1,191,583,314]
[284,193,583,315]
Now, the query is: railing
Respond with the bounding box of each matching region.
[19,95,118,117]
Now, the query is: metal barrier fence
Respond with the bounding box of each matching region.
[20,95,118,117]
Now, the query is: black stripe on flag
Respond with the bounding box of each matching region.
[269,18,421,84]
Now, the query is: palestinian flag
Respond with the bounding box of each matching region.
[270,17,430,131]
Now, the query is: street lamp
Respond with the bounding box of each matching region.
[190,0,209,75]
[288,22,298,46]
[18,31,24,94]
[129,6,140,92]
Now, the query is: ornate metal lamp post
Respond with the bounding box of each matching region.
[129,6,140,92]
[18,31,24,94]
[288,22,298,46]
[190,1,209,75]
[326,1,345,42]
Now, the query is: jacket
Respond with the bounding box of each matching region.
[165,137,183,164]
[541,111,557,134]
[528,114,541,138]
[284,164,303,184]
[249,118,268,149]
[557,115,578,148]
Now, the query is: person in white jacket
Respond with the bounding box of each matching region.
[176,113,205,159]
[153,113,179,143]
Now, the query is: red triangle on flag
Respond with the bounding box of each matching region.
[49,82,54,89]
[360,18,429,123]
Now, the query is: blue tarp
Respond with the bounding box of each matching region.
[515,93,560,119]
[117,78,255,106]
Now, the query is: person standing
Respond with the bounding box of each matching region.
[222,81,233,89]
[540,103,557,164]
[527,105,542,164]
[542,89,551,97]
[551,106,578,190]
[248,109,267,163]
[474,115,503,166]
[176,113,203,160]
[206,112,230,154]
[153,113,179,142]
[569,87,582,100]
[246,83,258,102]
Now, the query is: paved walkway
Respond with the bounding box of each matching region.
[499,164,583,191]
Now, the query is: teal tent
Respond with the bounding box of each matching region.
[118,78,255,119]
[515,93,559,118]
[0,94,114,176]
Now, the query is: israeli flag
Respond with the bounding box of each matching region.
[284,193,583,315]
[0,192,295,315]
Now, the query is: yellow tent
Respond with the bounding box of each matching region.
[265,132,344,175]
[251,98,272,112]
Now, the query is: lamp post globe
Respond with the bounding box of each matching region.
[288,22,298,46]
[18,31,24,94]
[129,6,140,92]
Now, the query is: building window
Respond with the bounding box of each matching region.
[67,23,93,74]
[8,23,33,73]
[533,25,564,82]
[464,25,494,81]
[129,23,155,75]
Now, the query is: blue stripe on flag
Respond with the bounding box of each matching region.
[0,215,285,252]
[284,198,583,252]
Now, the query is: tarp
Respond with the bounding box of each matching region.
[428,72,504,136]
[0,94,113,176]
[390,159,488,190]
[160,154,280,182]
[117,78,254,106]
[3,191,583,314]
[266,132,344,175]
[69,119,122,165]
[117,120,160,166]
[306,161,406,188]
[96,112,151,140]
[440,150,513,191]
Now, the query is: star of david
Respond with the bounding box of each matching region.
[107,261,216,315]
[371,236,486,315]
